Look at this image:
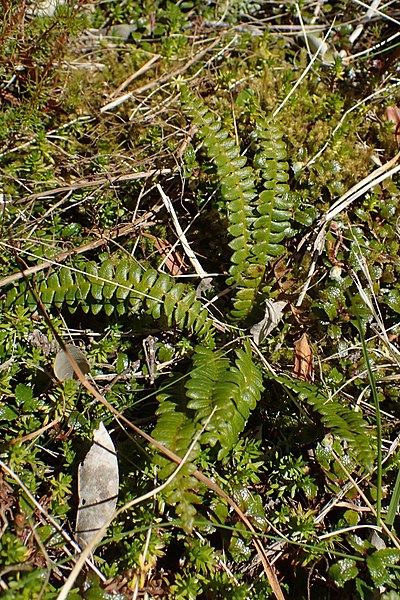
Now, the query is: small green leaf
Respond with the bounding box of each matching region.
[367,549,400,587]
[329,558,358,587]
[0,403,18,421]
[384,289,400,313]
[15,383,34,407]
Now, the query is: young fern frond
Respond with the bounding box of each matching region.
[275,374,374,471]
[151,342,264,530]
[5,258,215,343]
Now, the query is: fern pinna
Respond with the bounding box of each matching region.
[152,342,264,531]
[5,258,215,343]
[181,87,292,321]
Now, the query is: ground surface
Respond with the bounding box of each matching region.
[1,1,400,598]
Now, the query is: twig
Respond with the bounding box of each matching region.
[273,22,335,118]
[322,151,400,224]
[0,116,93,160]
[108,54,161,99]
[157,184,210,279]
[0,211,163,289]
[306,81,400,167]
[100,38,222,113]
[14,168,174,205]
[349,0,382,45]
[347,30,400,61]
[349,0,400,28]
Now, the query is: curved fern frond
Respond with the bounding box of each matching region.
[275,374,374,471]
[5,258,215,343]
[151,342,263,529]
[152,391,203,533]
[186,341,264,460]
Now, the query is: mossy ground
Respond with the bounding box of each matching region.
[1,1,400,598]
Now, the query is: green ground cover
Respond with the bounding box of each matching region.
[1,1,400,598]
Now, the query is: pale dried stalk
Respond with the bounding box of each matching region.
[16,168,174,204]
[101,38,221,113]
[157,184,210,279]
[109,54,161,99]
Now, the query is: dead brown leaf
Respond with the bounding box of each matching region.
[385,106,400,144]
[274,259,294,292]
[153,236,187,276]
[293,333,313,381]
[143,233,187,276]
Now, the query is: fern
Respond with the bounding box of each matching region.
[186,342,264,460]
[4,258,215,344]
[181,88,261,321]
[152,390,203,533]
[253,119,292,263]
[181,87,292,321]
[151,342,264,530]
[275,374,374,471]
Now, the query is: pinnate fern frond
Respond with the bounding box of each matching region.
[152,392,203,533]
[151,342,264,530]
[181,87,263,321]
[5,258,214,343]
[186,342,264,460]
[181,87,293,321]
[275,374,374,471]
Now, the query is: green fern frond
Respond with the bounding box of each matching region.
[152,392,203,533]
[5,258,214,343]
[253,119,292,263]
[181,88,293,322]
[151,342,263,529]
[181,87,263,321]
[275,374,374,471]
[186,342,264,460]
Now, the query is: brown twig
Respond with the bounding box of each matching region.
[14,168,174,205]
[0,207,163,288]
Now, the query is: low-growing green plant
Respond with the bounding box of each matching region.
[1,1,400,598]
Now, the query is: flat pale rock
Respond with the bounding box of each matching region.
[75,422,119,549]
